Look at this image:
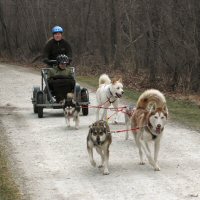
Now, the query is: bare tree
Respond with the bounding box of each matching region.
[0,0,199,92]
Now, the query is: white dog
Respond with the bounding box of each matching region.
[96,74,124,123]
[131,89,168,171]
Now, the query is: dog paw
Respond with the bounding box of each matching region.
[139,162,145,165]
[103,169,110,175]
[90,161,96,167]
[154,166,161,171]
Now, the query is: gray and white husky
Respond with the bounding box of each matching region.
[87,120,112,175]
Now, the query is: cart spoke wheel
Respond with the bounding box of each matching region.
[37,93,44,118]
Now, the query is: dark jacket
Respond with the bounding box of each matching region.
[47,66,73,80]
[43,39,72,63]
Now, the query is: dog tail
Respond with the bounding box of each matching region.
[136,89,167,110]
[99,74,111,86]
[67,93,74,99]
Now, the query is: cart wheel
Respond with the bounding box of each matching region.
[33,103,38,113]
[37,93,44,118]
[75,84,81,102]
[33,87,40,113]
[81,88,89,116]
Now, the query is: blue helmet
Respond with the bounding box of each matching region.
[52,26,63,34]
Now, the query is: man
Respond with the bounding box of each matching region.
[47,54,73,80]
[47,54,75,103]
[43,26,72,65]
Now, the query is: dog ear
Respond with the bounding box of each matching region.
[111,77,117,84]
[162,105,169,115]
[89,126,93,133]
[104,122,110,133]
[111,75,122,84]
[118,77,122,83]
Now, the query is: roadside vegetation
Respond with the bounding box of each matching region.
[0,125,22,200]
[78,76,200,131]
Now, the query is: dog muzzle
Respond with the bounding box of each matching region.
[96,137,101,145]
[115,93,123,98]
[155,126,164,134]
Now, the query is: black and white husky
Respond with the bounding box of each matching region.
[63,93,80,129]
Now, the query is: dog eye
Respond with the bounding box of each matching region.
[161,116,165,119]
[99,132,103,136]
[154,116,158,119]
[93,132,97,136]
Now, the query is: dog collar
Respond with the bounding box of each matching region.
[107,97,116,104]
[109,88,113,96]
[107,88,116,103]
[145,125,157,140]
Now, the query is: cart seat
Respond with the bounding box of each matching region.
[48,76,75,102]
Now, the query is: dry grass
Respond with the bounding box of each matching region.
[0,124,22,200]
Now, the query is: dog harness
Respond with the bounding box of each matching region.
[106,88,117,103]
[145,125,157,140]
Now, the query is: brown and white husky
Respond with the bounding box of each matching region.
[131,89,168,171]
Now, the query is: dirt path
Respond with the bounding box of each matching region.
[0,63,200,200]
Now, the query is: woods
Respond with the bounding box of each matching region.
[0,0,199,93]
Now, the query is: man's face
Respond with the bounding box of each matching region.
[58,63,66,70]
[53,32,62,41]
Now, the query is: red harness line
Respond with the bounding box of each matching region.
[106,107,135,120]
[107,108,124,120]
[81,104,127,110]
[110,127,140,133]
[89,89,97,93]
